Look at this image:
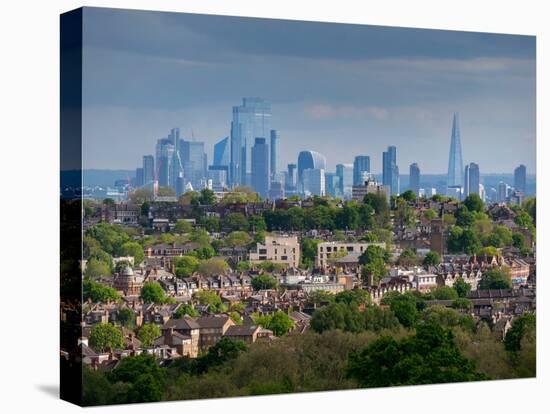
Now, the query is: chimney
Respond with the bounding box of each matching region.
[164,327,173,346]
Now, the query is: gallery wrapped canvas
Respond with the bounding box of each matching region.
[60,6,536,406]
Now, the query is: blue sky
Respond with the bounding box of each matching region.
[81,7,536,174]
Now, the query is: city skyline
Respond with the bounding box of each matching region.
[81,8,535,174]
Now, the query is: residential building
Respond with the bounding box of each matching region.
[249,235,301,268]
[316,241,385,269]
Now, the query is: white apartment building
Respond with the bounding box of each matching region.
[316,241,386,269]
[249,235,301,268]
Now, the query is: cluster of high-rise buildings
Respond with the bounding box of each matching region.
[132,99,529,204]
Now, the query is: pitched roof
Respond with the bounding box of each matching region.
[163,316,200,330]
[225,324,260,337]
[196,315,233,329]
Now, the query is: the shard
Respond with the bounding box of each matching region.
[447,113,464,188]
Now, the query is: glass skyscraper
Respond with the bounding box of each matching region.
[297,150,326,193]
[230,98,272,187]
[383,146,399,195]
[353,155,370,185]
[409,163,420,197]
[270,129,280,179]
[182,140,207,191]
[155,137,174,188]
[251,137,270,198]
[336,163,353,199]
[514,164,526,193]
[142,155,155,186]
[464,162,480,197]
[213,136,230,167]
[447,113,464,189]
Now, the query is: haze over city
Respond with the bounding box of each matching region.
[81,7,536,174]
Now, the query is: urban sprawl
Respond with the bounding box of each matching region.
[67,98,536,405]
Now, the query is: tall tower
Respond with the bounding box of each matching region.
[383,146,399,195]
[230,98,272,187]
[353,155,371,185]
[409,163,420,197]
[251,137,270,198]
[514,164,527,193]
[270,129,280,179]
[447,113,464,188]
[464,162,480,197]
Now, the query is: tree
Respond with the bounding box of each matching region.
[198,258,229,276]
[301,238,320,269]
[430,286,459,301]
[359,245,388,285]
[514,211,534,230]
[83,279,120,303]
[462,229,481,255]
[200,216,221,233]
[120,241,145,266]
[138,323,161,347]
[173,303,199,319]
[346,323,486,387]
[85,258,112,278]
[173,255,200,278]
[453,277,471,298]
[251,274,279,290]
[389,294,418,328]
[397,249,418,267]
[477,246,500,257]
[423,209,438,221]
[223,213,249,232]
[194,290,226,313]
[140,282,167,304]
[423,251,441,266]
[248,215,267,232]
[157,186,175,197]
[463,194,484,213]
[225,231,251,248]
[478,268,512,290]
[363,193,388,215]
[504,314,536,353]
[394,198,415,228]
[334,205,359,230]
[400,190,416,202]
[199,188,216,205]
[89,323,124,352]
[117,307,136,329]
[254,311,295,336]
[512,232,526,250]
[128,188,154,204]
[174,219,193,234]
[235,261,251,272]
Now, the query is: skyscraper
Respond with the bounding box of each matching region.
[514,164,527,193]
[213,137,230,167]
[286,163,297,194]
[135,168,144,188]
[182,140,207,191]
[302,168,325,197]
[142,155,155,186]
[297,150,326,193]
[409,163,420,197]
[230,98,272,187]
[464,162,480,198]
[251,137,270,198]
[382,146,399,195]
[447,113,464,189]
[336,163,353,199]
[168,128,184,195]
[353,155,371,185]
[270,129,280,178]
[155,138,174,188]
[325,172,341,198]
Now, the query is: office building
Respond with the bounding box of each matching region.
[134,168,144,188]
[230,98,272,187]
[213,137,230,167]
[270,129,280,178]
[409,163,420,197]
[464,162,480,197]
[297,150,326,193]
[447,113,464,189]
[353,155,371,186]
[302,168,325,197]
[336,163,353,199]
[325,172,342,198]
[142,155,155,187]
[251,137,270,198]
[382,146,399,195]
[182,140,207,191]
[514,164,527,193]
